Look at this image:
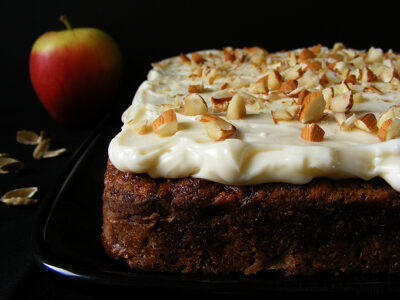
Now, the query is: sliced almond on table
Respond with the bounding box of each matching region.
[301,123,325,142]
[16,130,42,145]
[152,109,178,137]
[378,118,400,141]
[0,156,24,174]
[183,94,208,116]
[43,148,68,158]
[329,91,353,113]
[354,113,377,132]
[200,113,236,141]
[226,94,246,120]
[33,138,51,160]
[299,91,326,123]
[1,187,38,206]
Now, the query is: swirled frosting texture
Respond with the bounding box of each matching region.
[109,45,400,191]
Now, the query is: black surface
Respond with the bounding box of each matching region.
[2,0,400,299]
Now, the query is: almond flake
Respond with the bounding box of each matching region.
[0,156,24,174]
[297,89,311,105]
[361,67,378,82]
[340,113,357,131]
[33,138,50,160]
[1,187,38,206]
[43,148,67,158]
[16,130,42,145]
[200,113,236,141]
[129,120,150,135]
[152,109,178,137]
[301,123,325,142]
[299,48,316,63]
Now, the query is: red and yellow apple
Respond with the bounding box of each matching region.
[29,16,123,125]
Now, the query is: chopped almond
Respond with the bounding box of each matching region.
[188,84,203,93]
[299,91,326,123]
[299,48,316,63]
[365,47,384,64]
[319,73,329,86]
[361,67,378,82]
[297,89,310,105]
[250,76,268,94]
[211,91,233,112]
[271,106,300,124]
[341,114,357,131]
[223,47,235,62]
[267,70,283,90]
[378,118,400,141]
[226,94,246,120]
[329,91,353,113]
[344,74,357,84]
[152,109,178,137]
[220,82,229,90]
[311,44,322,54]
[180,53,190,64]
[354,113,377,132]
[200,113,236,141]
[377,105,400,128]
[183,94,208,116]
[191,52,205,65]
[306,60,322,71]
[279,80,298,94]
[301,123,325,142]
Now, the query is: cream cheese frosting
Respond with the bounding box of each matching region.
[109,45,400,191]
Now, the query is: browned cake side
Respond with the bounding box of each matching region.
[102,160,400,275]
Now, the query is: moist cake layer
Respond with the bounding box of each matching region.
[108,45,400,190]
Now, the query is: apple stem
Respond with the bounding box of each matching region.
[59,15,72,30]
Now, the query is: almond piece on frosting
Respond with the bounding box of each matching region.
[211,90,233,112]
[354,113,377,133]
[226,94,246,120]
[378,118,400,141]
[188,84,203,93]
[301,123,325,142]
[183,94,208,116]
[250,76,269,94]
[377,105,400,128]
[180,53,190,64]
[152,109,178,137]
[200,113,236,141]
[279,80,298,94]
[329,91,353,113]
[267,70,283,90]
[299,91,326,123]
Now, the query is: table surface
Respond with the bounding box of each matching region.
[3,1,400,298]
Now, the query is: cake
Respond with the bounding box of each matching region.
[102,44,400,275]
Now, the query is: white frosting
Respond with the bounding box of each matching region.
[109,47,400,191]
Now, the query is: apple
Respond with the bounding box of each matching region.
[29,16,123,125]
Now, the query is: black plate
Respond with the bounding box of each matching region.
[32,108,400,296]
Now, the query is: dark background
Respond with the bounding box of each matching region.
[1,0,400,299]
